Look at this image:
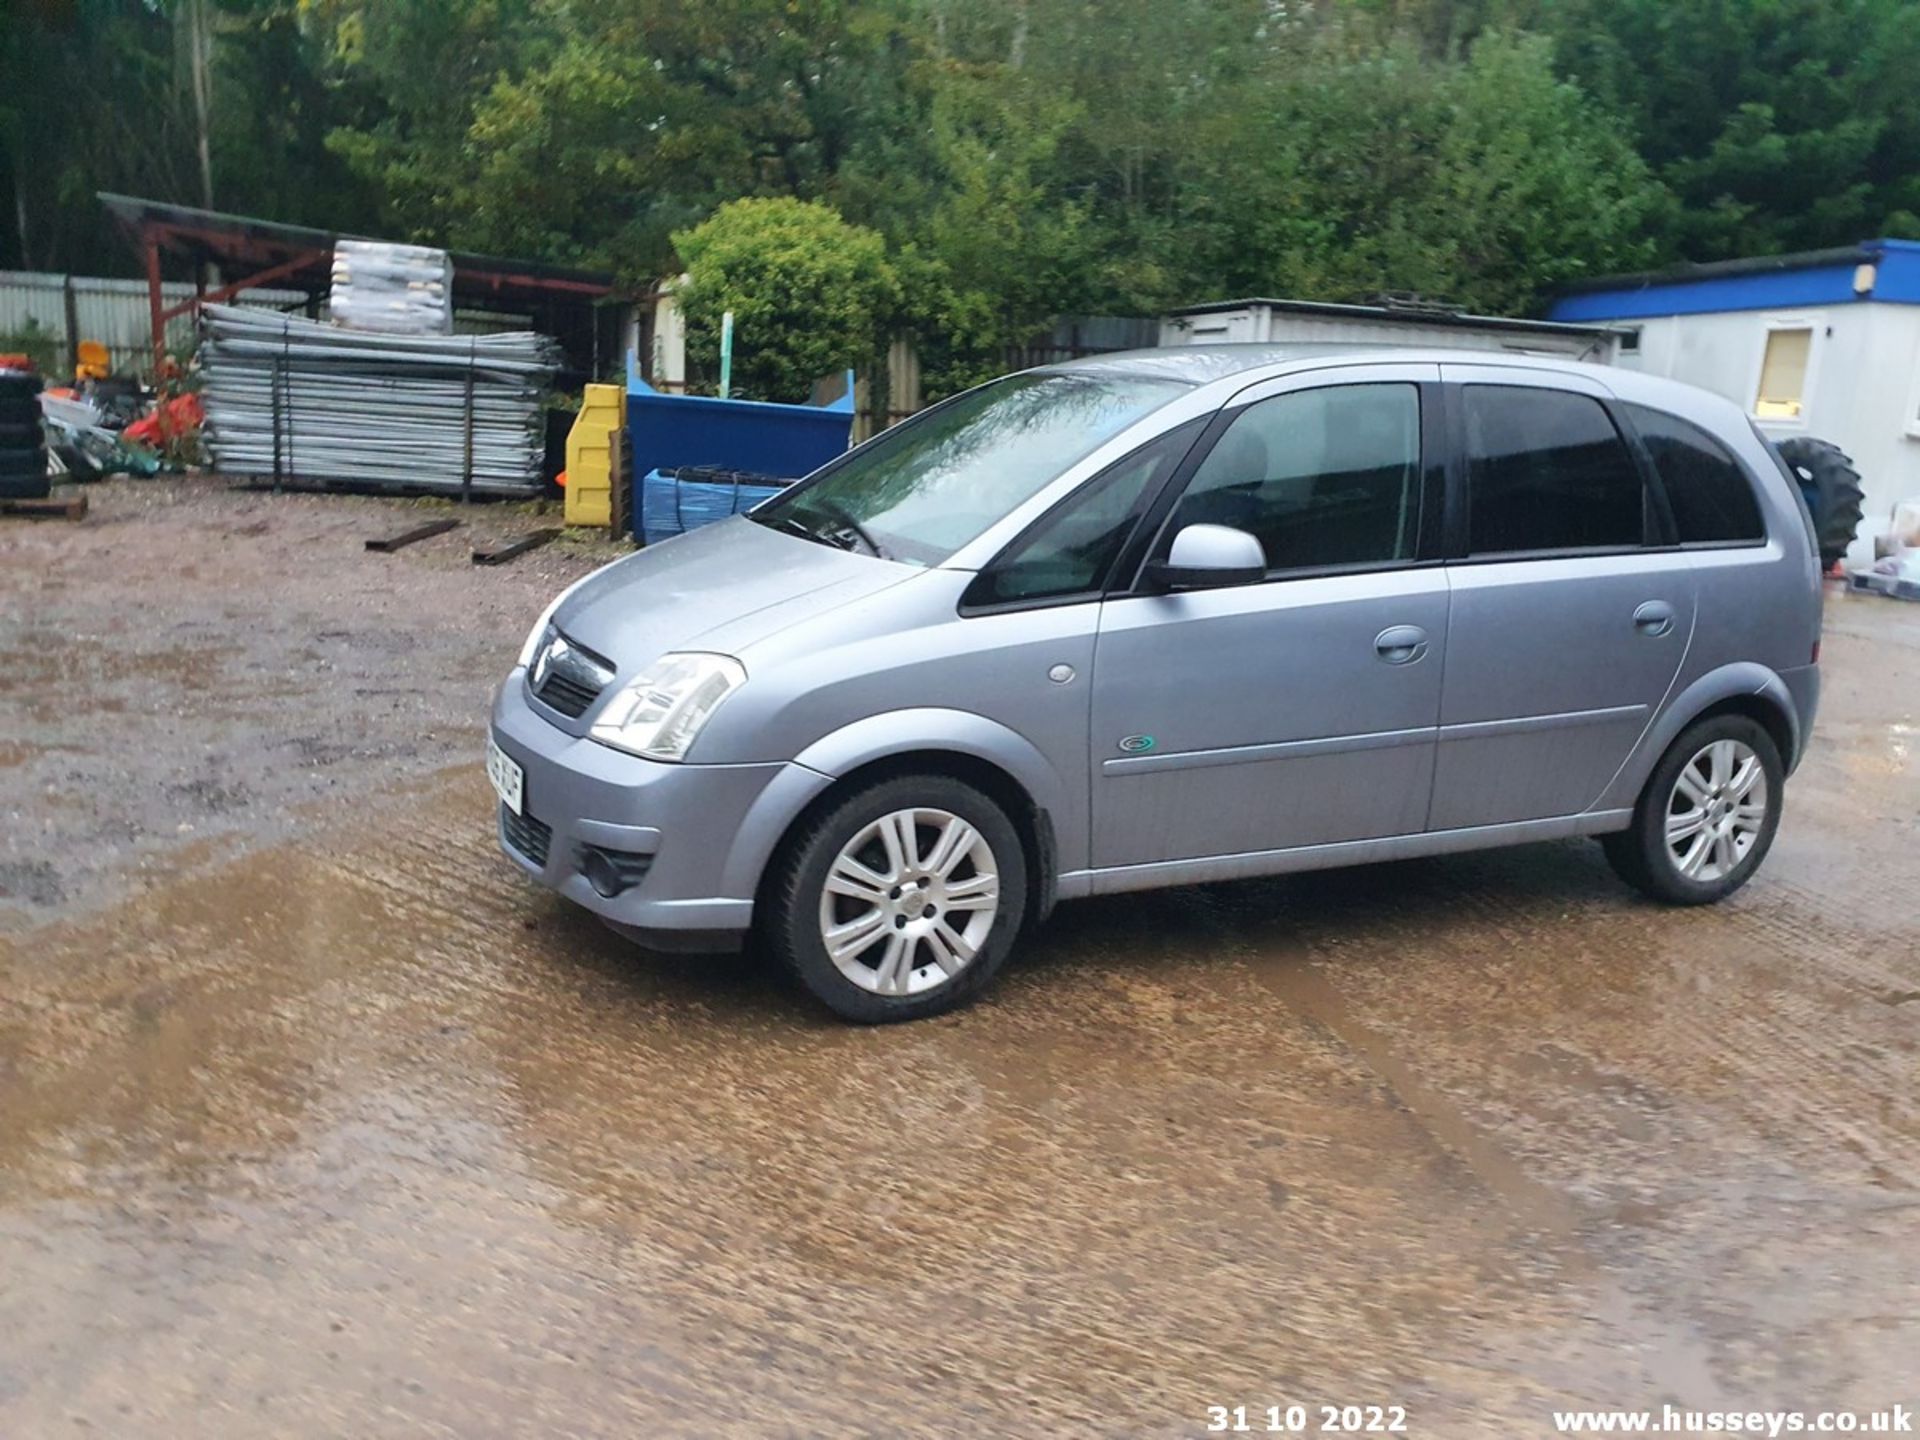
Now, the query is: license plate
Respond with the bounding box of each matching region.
[487,736,525,815]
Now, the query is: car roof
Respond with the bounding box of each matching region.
[1040,343,1610,390]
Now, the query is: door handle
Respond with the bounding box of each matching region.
[1374,624,1429,665]
[1633,601,1676,638]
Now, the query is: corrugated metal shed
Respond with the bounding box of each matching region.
[0,271,307,377]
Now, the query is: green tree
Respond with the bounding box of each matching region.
[671,197,899,402]
[878,66,1096,394]
[13,0,1911,341]
[2,0,376,272]
[458,41,737,272]
[209,3,377,235]
[1385,30,1663,309]
[2,1,201,271]
[1158,29,1660,313]
[1523,0,1920,257]
[316,0,552,248]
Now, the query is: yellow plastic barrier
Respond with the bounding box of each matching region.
[563,384,624,528]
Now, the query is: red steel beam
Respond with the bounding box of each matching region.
[461,269,612,297]
[155,247,331,324]
[145,234,167,368]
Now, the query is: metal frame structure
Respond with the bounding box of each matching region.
[98,192,624,373]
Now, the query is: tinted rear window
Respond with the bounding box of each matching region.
[1464,386,1647,555]
[1624,403,1765,544]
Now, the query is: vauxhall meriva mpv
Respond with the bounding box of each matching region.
[489,347,1822,1021]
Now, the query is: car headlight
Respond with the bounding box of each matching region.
[588,652,747,762]
[516,566,607,669]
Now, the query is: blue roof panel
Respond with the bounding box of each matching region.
[1869,240,1920,302]
[1548,264,1864,321]
[1546,238,1920,321]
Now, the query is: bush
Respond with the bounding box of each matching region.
[0,319,61,378]
[671,198,898,404]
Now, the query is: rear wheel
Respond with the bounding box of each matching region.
[1602,715,1784,904]
[761,774,1028,1022]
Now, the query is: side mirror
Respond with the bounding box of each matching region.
[1145,524,1266,591]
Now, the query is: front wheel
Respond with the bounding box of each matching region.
[761,775,1029,1022]
[1602,715,1784,904]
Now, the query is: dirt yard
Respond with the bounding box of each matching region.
[0,476,624,932]
[1,477,1916,1437]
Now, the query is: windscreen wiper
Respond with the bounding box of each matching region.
[815,501,891,560]
[769,515,839,549]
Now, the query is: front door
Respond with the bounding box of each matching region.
[1088,370,1448,869]
[1428,370,1696,831]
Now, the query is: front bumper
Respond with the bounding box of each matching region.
[489,672,829,939]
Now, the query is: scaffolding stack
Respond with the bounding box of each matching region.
[197,303,559,495]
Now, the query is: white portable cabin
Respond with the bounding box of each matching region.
[1159,297,1617,361]
[1550,240,1920,562]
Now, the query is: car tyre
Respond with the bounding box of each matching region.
[1602,714,1784,905]
[762,774,1028,1023]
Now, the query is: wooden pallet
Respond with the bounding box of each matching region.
[0,493,87,521]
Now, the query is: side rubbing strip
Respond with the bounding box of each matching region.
[1102,725,1433,778]
[1438,704,1647,744]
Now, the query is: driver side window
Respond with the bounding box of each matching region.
[966,418,1206,607]
[1170,383,1422,573]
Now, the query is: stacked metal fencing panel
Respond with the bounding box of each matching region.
[198,303,559,495]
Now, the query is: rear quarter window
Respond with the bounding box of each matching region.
[1623,403,1766,545]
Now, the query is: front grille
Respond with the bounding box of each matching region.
[528,629,614,719]
[534,670,600,718]
[500,803,552,866]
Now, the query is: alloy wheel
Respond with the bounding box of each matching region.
[1665,738,1769,883]
[816,807,1001,996]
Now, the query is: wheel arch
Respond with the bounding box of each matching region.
[1598,664,1802,812]
[1681,693,1796,772]
[729,709,1072,928]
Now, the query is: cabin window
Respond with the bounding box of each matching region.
[1754,326,1813,420]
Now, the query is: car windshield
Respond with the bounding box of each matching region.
[752,372,1186,566]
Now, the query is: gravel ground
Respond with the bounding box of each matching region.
[0,475,624,932]
[1,479,1916,1436]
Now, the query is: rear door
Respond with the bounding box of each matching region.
[1430,366,1696,830]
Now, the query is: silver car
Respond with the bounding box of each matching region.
[489,346,1822,1021]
